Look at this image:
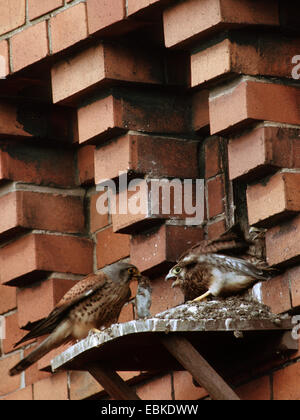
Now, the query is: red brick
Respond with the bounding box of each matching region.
[173,371,208,400]
[207,218,227,239]
[0,100,73,141]
[76,90,191,145]
[0,191,85,240]
[0,143,75,187]
[236,375,271,400]
[0,0,26,36]
[2,312,29,353]
[0,40,9,78]
[228,125,298,181]
[111,179,200,234]
[288,266,300,309]
[0,234,93,286]
[266,214,300,267]
[90,191,109,233]
[1,385,33,400]
[150,275,184,317]
[210,79,300,135]
[273,362,300,400]
[136,374,172,400]
[0,285,16,315]
[94,133,198,184]
[77,145,95,185]
[69,371,104,400]
[260,273,291,314]
[192,90,209,132]
[191,36,299,88]
[28,0,63,20]
[51,43,164,105]
[11,21,49,72]
[0,353,21,396]
[96,226,130,269]
[17,277,78,328]
[24,344,51,386]
[50,3,88,54]
[33,372,68,400]
[130,224,204,274]
[205,136,225,179]
[207,175,225,218]
[127,0,172,17]
[163,0,279,49]
[247,172,300,228]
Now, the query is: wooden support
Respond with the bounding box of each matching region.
[87,363,141,401]
[161,335,240,401]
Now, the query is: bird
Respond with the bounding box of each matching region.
[165,225,271,303]
[9,262,141,376]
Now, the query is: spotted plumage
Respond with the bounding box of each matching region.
[9,262,141,376]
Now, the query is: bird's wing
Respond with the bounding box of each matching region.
[207,254,270,280]
[14,273,108,347]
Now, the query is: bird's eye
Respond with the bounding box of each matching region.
[173,267,182,274]
[127,267,136,275]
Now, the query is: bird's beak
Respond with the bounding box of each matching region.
[165,271,175,282]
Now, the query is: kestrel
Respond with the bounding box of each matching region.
[165,226,271,302]
[9,262,141,376]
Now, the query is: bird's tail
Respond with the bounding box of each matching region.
[9,321,72,376]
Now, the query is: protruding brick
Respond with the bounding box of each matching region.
[163,0,279,49]
[210,79,300,135]
[17,277,79,328]
[260,273,291,314]
[94,133,198,184]
[191,36,300,88]
[0,353,21,396]
[0,285,16,315]
[11,21,49,72]
[127,0,172,17]
[0,143,75,187]
[228,125,300,181]
[205,136,225,179]
[266,214,300,267]
[207,175,225,218]
[130,224,204,274]
[76,89,191,145]
[0,234,93,286]
[0,0,26,36]
[290,266,300,308]
[192,89,209,132]
[50,3,88,54]
[51,43,165,105]
[89,190,109,233]
[0,191,85,240]
[247,172,300,228]
[28,0,63,20]
[77,145,95,185]
[96,226,130,269]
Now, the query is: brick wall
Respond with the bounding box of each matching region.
[0,0,300,400]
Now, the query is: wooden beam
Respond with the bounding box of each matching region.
[87,363,141,400]
[161,335,240,401]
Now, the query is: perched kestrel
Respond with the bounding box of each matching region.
[9,262,141,376]
[165,226,271,302]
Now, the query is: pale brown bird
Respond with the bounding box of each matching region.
[165,226,271,302]
[9,262,141,376]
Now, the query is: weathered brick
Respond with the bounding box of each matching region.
[0,40,9,78]
[33,372,68,400]
[260,273,291,314]
[96,226,130,269]
[127,0,172,17]
[163,0,279,49]
[247,172,300,228]
[0,143,75,187]
[210,79,300,135]
[17,277,78,328]
[0,0,26,36]
[207,218,227,239]
[51,43,165,105]
[1,385,33,400]
[228,125,299,181]
[0,191,85,240]
[50,3,88,54]
[207,175,225,218]
[287,266,300,309]
[90,190,109,233]
[266,215,300,267]
[273,362,300,400]
[0,285,16,315]
[0,234,93,286]
[191,36,300,88]
[76,89,191,145]
[28,0,63,20]
[94,133,198,184]
[0,353,21,396]
[11,21,49,72]
[77,145,95,185]
[2,312,29,353]
[205,136,225,179]
[130,224,204,274]
[192,89,210,132]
